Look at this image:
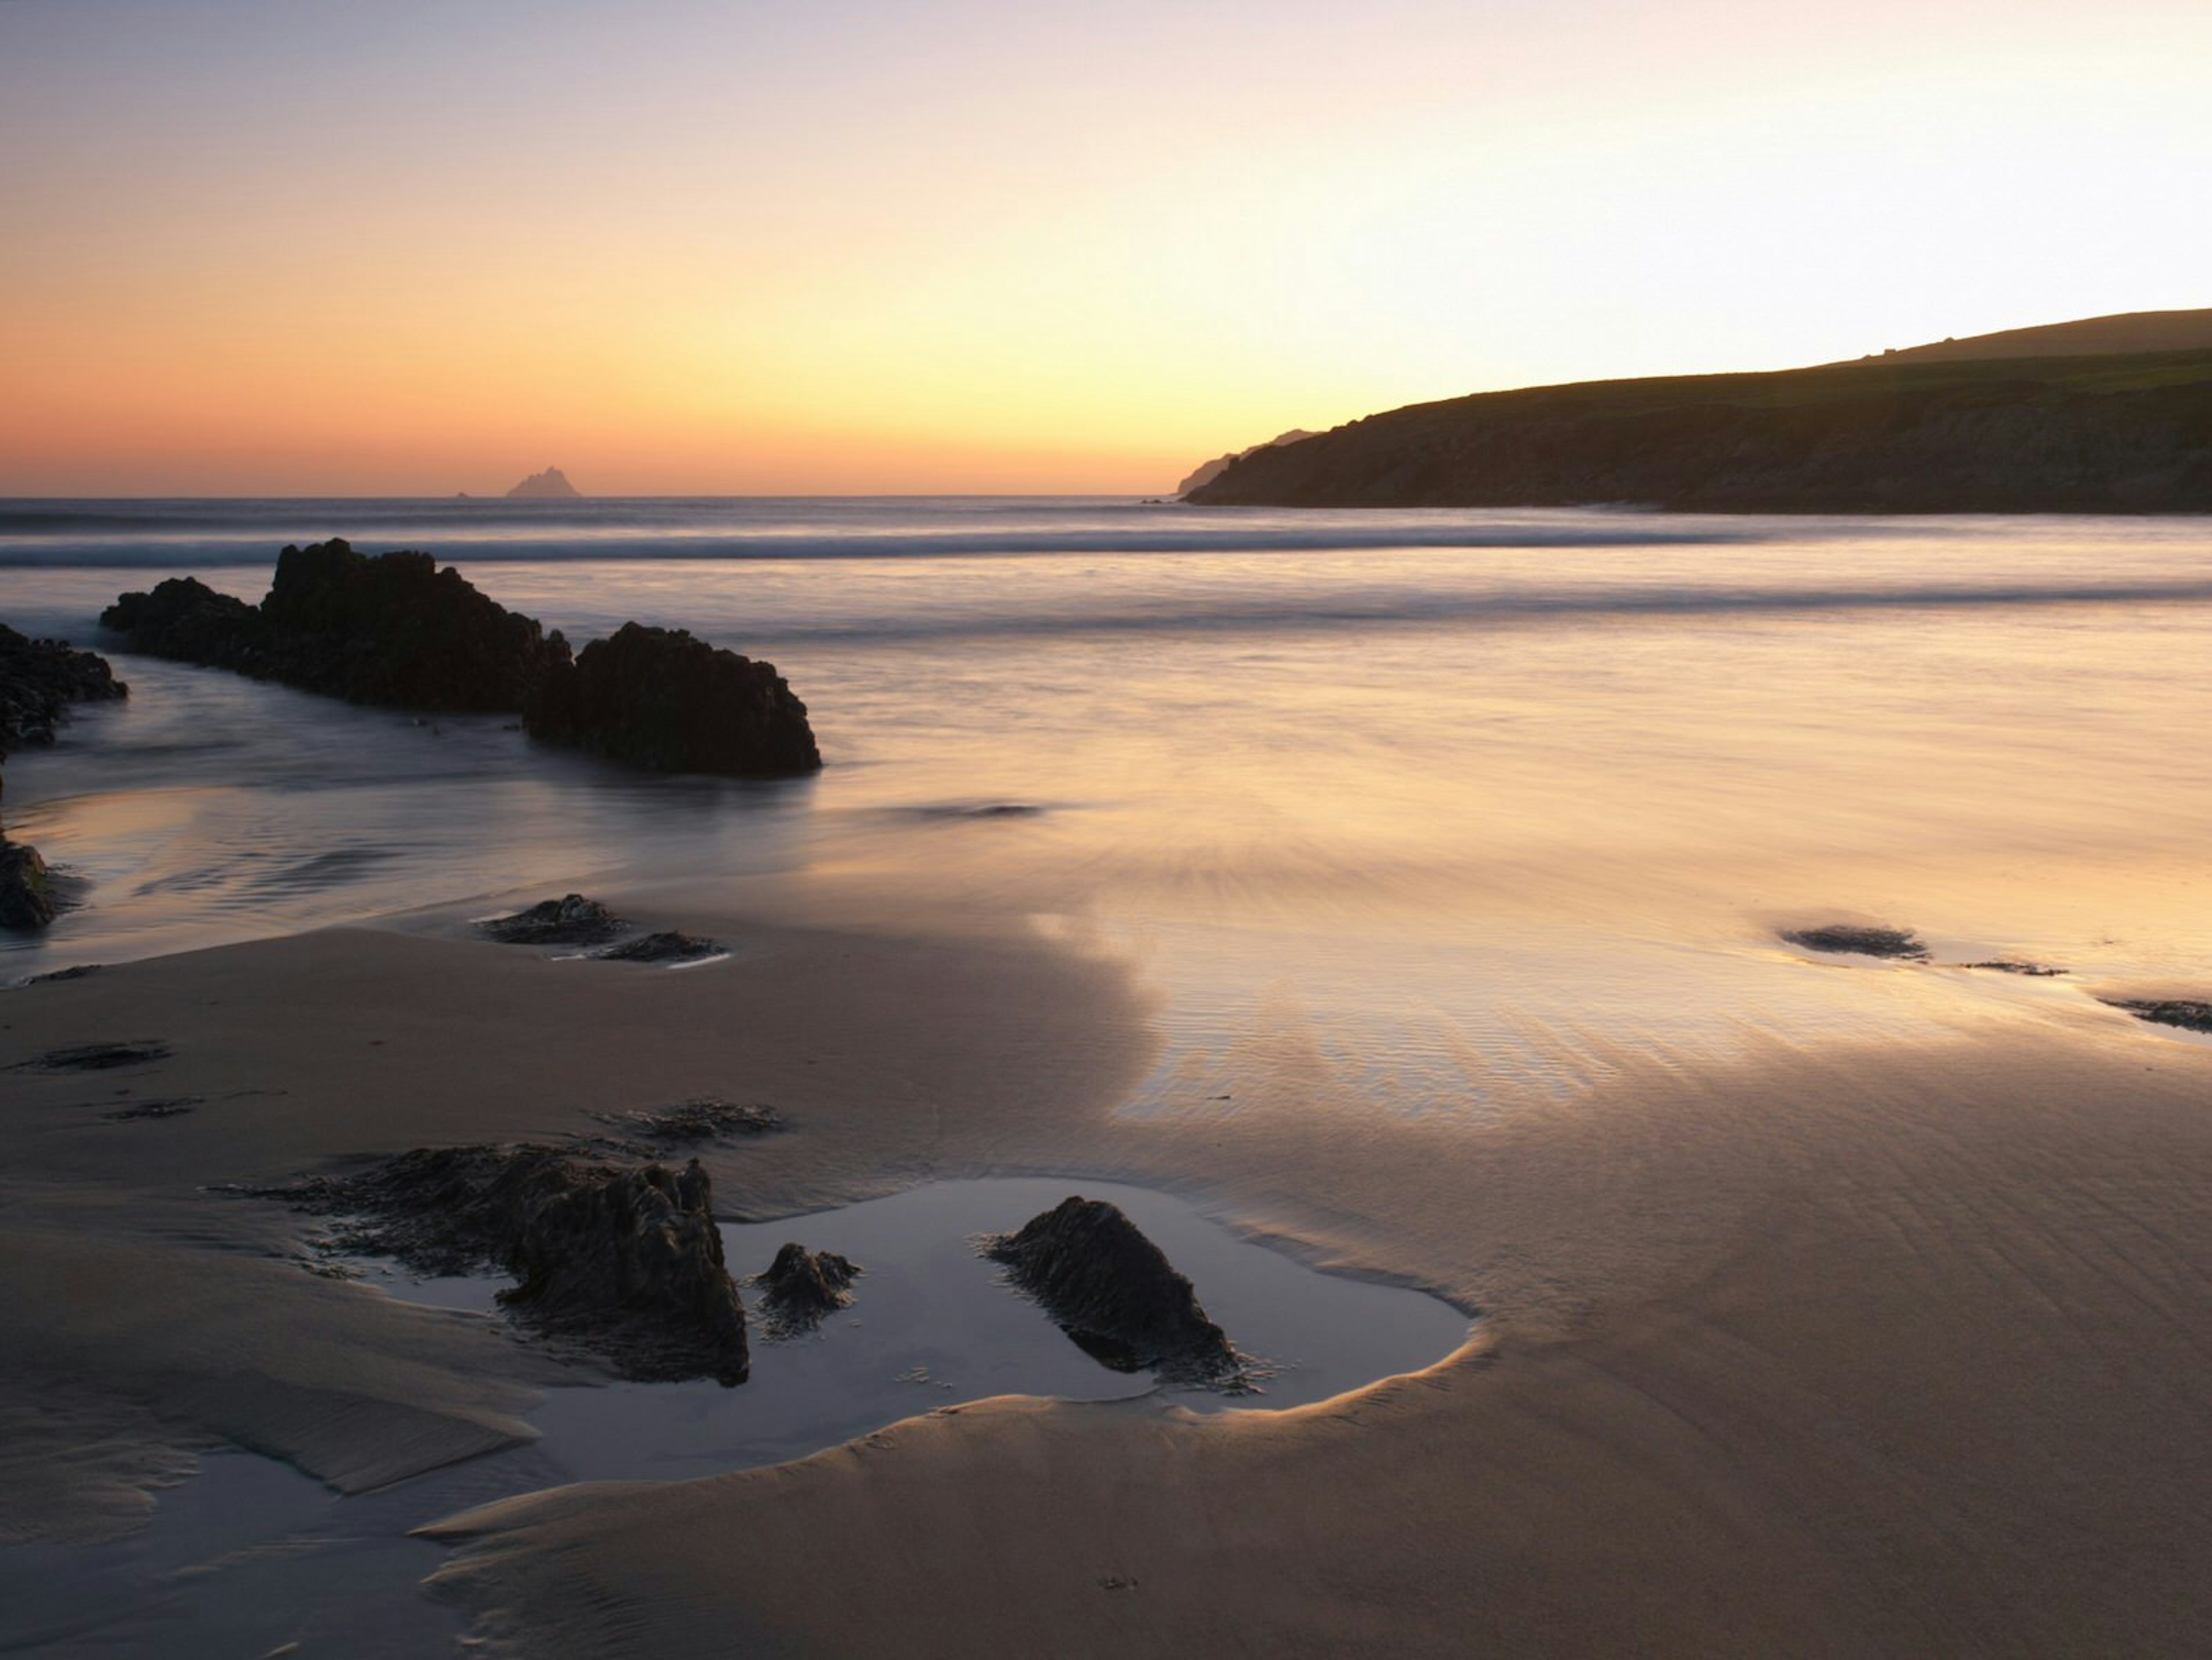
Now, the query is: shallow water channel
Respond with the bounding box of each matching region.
[0,1178,1469,1658]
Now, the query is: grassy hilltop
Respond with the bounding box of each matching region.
[1190,324,2212,514]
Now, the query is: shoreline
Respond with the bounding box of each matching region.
[4,884,2209,1654]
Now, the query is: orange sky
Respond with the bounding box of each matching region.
[3,0,2208,495]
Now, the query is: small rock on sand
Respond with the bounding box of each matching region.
[1780,924,1929,960]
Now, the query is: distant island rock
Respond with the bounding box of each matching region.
[1187,320,2212,513]
[1176,430,1316,496]
[101,542,821,779]
[506,467,581,499]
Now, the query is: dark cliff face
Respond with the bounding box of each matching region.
[1186,350,2212,513]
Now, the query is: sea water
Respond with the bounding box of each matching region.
[7,498,2212,1112]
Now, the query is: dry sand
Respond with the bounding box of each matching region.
[5,882,2210,1655]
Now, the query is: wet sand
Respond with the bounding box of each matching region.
[5,877,2209,1655]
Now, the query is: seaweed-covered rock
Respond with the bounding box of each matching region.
[0,842,56,930]
[279,1144,749,1384]
[986,1196,1239,1382]
[479,893,624,946]
[2104,998,2212,1034]
[754,1242,860,1335]
[1781,924,1929,960]
[595,930,722,965]
[0,624,128,751]
[590,1098,782,1147]
[524,621,821,779]
[103,541,571,712]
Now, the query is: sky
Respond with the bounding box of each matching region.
[3,0,2209,496]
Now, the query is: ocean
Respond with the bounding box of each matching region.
[7,496,2212,1115]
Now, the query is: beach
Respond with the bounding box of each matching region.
[4,499,2211,1655]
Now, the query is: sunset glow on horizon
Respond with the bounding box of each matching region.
[5,0,2208,497]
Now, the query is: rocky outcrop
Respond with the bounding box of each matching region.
[96,577,256,666]
[596,930,722,964]
[102,541,571,712]
[103,549,824,779]
[0,624,128,751]
[507,467,581,499]
[754,1242,860,1335]
[986,1196,1240,1382]
[588,1098,782,1149]
[1781,924,1929,960]
[1187,348,2212,512]
[480,894,624,946]
[281,1144,749,1385]
[0,843,56,930]
[524,622,821,779]
[2104,998,2212,1034]
[0,625,128,930]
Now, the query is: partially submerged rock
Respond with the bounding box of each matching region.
[14,1040,171,1072]
[524,621,821,779]
[0,624,128,751]
[1,625,127,931]
[596,930,723,965]
[0,842,56,930]
[754,1242,861,1335]
[1781,924,1929,960]
[479,893,624,946]
[2104,999,2212,1034]
[97,577,257,666]
[986,1196,1240,1384]
[276,1144,749,1385]
[591,1098,782,1147]
[103,548,825,777]
[103,1097,201,1121]
[103,541,571,712]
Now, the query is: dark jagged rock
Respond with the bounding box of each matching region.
[102,541,571,713]
[1781,924,1929,960]
[753,1242,860,1335]
[0,843,56,930]
[524,621,821,780]
[594,930,723,965]
[0,624,128,751]
[276,1144,749,1385]
[2104,999,2212,1034]
[480,893,624,946]
[1961,960,2067,977]
[101,550,826,778]
[590,1099,782,1147]
[97,577,257,665]
[0,624,128,931]
[14,1040,171,1071]
[986,1196,1240,1384]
